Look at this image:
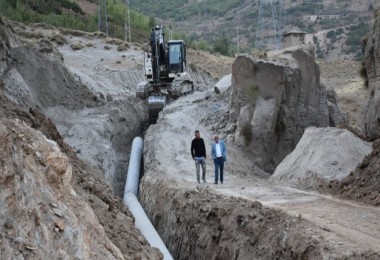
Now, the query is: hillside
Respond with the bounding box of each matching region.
[132,0,379,59]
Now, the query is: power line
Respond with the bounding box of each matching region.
[255,0,286,50]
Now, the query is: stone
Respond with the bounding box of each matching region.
[54,219,65,231]
[52,208,63,217]
[229,47,340,172]
[362,14,380,140]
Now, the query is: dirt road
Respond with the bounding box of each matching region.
[142,86,380,257]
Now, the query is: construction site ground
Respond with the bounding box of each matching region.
[3,23,379,258]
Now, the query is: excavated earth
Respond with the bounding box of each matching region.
[2,15,380,260]
[140,84,380,259]
[0,17,161,259]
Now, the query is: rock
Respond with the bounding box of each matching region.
[54,219,65,231]
[50,202,58,208]
[214,86,220,94]
[326,88,346,127]
[106,93,113,102]
[229,47,338,172]
[52,208,63,217]
[25,245,37,251]
[362,13,380,140]
[251,201,262,209]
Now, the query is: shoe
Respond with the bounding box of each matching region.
[203,179,206,183]
[214,182,218,184]
[197,180,200,184]
[221,182,223,184]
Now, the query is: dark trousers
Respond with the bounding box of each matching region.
[214,157,224,183]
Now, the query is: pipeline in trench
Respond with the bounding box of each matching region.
[122,136,173,260]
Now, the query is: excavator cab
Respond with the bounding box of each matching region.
[167,40,186,74]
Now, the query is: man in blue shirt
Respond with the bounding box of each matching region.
[211,135,227,184]
[191,130,207,183]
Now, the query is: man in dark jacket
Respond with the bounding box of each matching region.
[191,130,206,183]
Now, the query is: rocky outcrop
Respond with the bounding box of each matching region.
[0,17,146,195]
[362,9,380,140]
[0,118,124,259]
[271,127,372,184]
[0,17,160,259]
[229,46,345,172]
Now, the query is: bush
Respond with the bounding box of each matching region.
[240,122,252,146]
[70,42,84,50]
[213,33,231,56]
[49,33,67,45]
[247,85,258,104]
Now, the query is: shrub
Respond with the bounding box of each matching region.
[240,122,252,146]
[247,85,258,104]
[117,42,129,51]
[49,33,67,45]
[189,63,197,72]
[70,42,84,50]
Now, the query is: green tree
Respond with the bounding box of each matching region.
[148,16,155,28]
[213,33,230,56]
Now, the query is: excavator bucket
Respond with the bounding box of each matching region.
[148,95,167,124]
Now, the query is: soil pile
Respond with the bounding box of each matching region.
[0,17,160,259]
[271,127,372,184]
[327,138,380,206]
[320,9,380,206]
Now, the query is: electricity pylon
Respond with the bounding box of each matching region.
[255,0,286,50]
[125,0,131,42]
[98,0,108,35]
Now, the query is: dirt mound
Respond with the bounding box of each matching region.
[0,17,160,259]
[0,87,160,259]
[271,127,372,184]
[326,139,380,206]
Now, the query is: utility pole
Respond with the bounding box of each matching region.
[98,0,108,35]
[125,0,131,42]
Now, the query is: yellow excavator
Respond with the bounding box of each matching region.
[136,25,193,124]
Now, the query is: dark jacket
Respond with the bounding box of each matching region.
[191,138,206,158]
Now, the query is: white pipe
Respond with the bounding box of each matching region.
[123,137,173,260]
[124,137,143,197]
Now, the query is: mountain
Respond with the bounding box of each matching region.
[131,0,380,60]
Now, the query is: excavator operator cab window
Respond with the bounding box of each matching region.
[168,44,183,73]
